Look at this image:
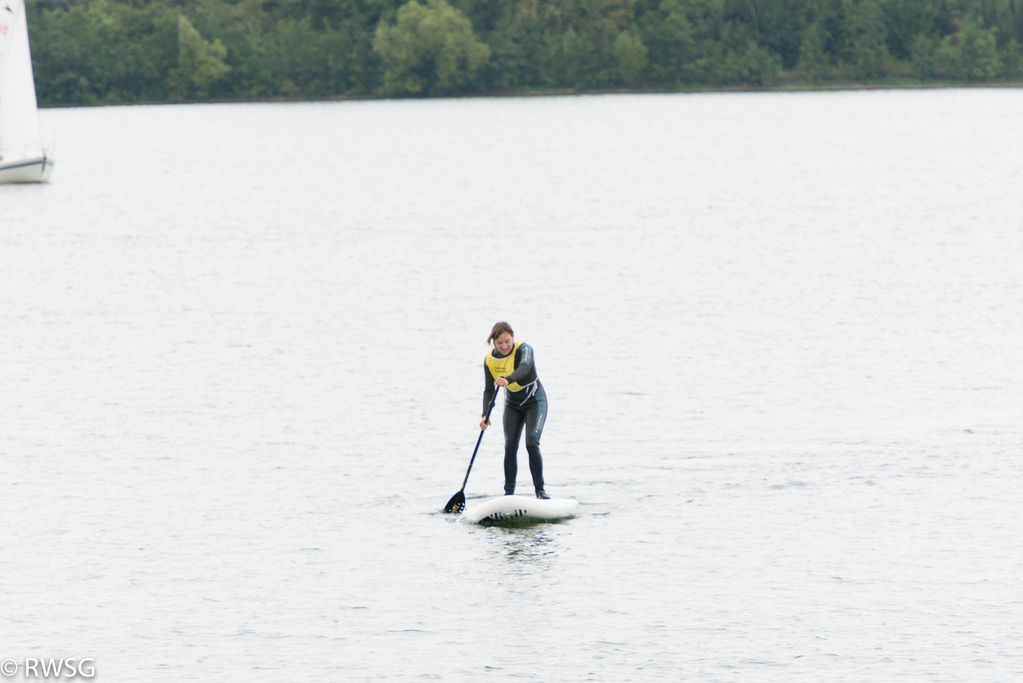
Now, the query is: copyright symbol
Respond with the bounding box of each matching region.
[0,659,18,677]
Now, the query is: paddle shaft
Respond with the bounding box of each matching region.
[459,389,500,490]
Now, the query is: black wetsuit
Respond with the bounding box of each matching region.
[483,344,547,495]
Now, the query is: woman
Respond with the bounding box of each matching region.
[480,322,549,499]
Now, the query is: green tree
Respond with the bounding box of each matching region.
[31,0,181,103]
[476,0,548,91]
[30,2,111,104]
[638,0,697,86]
[107,7,180,102]
[541,26,604,87]
[373,0,491,95]
[796,22,830,80]
[998,37,1022,78]
[614,30,649,83]
[30,0,1023,104]
[723,0,804,69]
[841,0,891,79]
[909,32,937,77]
[171,15,231,99]
[722,40,782,85]
[934,17,1001,81]
[880,0,939,60]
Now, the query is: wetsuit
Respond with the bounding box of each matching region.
[483,343,547,495]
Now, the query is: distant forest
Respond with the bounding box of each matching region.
[26,0,1023,105]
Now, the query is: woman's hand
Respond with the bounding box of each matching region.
[480,417,490,430]
[494,377,509,388]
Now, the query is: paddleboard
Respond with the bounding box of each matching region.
[461,495,578,524]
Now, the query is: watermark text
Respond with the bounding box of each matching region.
[0,658,96,679]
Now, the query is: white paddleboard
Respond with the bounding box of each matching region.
[462,495,578,524]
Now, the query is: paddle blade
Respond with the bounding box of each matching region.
[444,491,466,514]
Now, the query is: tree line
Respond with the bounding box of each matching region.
[26,0,1023,105]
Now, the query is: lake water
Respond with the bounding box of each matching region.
[2,88,1021,682]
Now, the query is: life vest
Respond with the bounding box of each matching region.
[485,342,528,392]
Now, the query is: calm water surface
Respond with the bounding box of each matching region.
[2,89,1021,682]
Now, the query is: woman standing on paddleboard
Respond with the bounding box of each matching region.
[480,322,549,499]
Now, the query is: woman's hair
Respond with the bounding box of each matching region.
[487,321,514,344]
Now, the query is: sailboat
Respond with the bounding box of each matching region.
[0,0,53,183]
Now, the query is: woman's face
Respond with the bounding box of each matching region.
[494,332,514,356]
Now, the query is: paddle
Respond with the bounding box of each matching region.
[443,389,500,514]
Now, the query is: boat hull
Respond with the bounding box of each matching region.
[462,495,578,524]
[0,156,54,183]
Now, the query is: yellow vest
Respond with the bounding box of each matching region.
[485,342,527,392]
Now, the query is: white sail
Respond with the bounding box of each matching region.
[0,0,53,183]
